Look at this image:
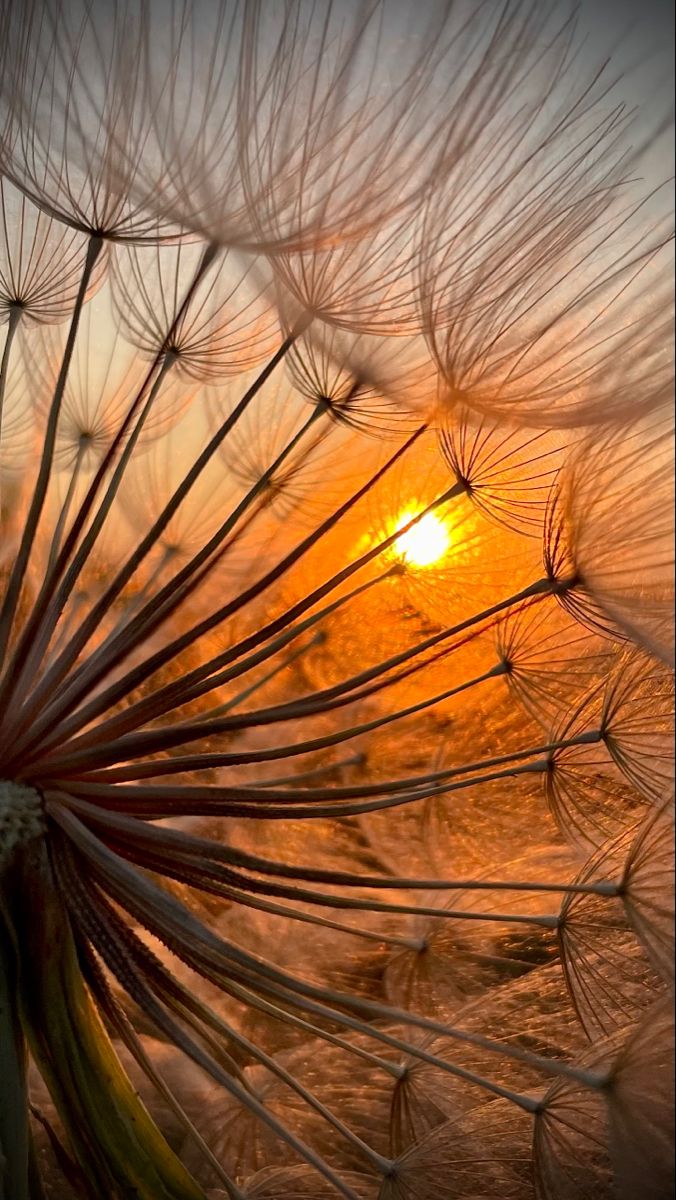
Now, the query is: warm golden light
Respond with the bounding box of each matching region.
[393,509,451,567]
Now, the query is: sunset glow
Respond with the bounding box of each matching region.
[393,509,451,567]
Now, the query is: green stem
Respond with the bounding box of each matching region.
[9,838,207,1200]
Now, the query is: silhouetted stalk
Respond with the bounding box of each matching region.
[42,660,507,779]
[51,801,610,1098]
[22,574,562,777]
[69,873,393,1186]
[199,629,328,719]
[59,792,621,897]
[55,851,363,1200]
[5,426,431,761]
[4,835,208,1200]
[79,947,244,1196]
[0,304,21,446]
[0,234,103,666]
[0,241,224,711]
[0,329,308,752]
[46,439,88,571]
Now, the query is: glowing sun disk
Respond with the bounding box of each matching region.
[394,510,451,567]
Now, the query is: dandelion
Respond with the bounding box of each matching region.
[0,2,673,1199]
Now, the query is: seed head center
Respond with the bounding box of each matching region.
[0,780,46,870]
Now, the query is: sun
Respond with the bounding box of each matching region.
[392,509,452,568]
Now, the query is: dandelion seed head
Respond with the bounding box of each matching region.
[0,1,673,1197]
